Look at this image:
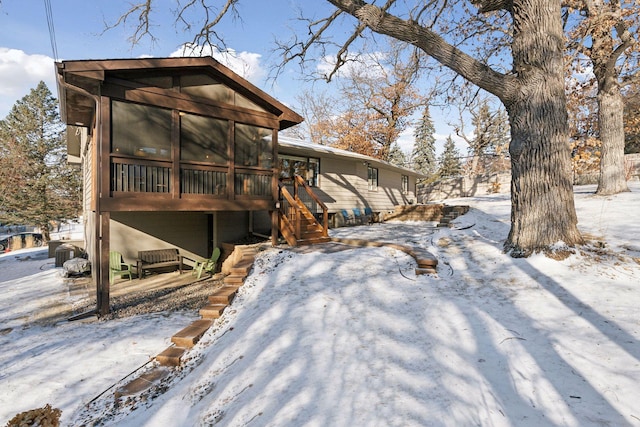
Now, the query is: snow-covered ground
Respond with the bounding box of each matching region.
[1,185,639,426]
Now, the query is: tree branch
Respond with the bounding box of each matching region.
[471,0,513,13]
[327,0,516,103]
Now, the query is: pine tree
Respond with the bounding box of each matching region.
[0,82,81,241]
[411,106,437,177]
[465,100,510,175]
[438,136,462,178]
[387,142,407,167]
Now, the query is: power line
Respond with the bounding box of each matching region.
[43,0,59,61]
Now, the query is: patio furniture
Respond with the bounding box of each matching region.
[109,251,133,284]
[136,248,183,279]
[193,247,221,279]
[340,209,356,226]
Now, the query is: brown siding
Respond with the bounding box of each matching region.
[110,212,210,263]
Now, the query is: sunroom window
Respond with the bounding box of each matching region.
[180,113,229,164]
[111,100,171,159]
[235,124,273,168]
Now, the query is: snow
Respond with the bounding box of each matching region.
[2,184,640,426]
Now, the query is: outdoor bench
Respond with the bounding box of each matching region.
[136,248,183,279]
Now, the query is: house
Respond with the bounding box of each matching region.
[56,57,422,315]
[274,136,422,225]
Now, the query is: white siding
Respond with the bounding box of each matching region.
[317,157,417,214]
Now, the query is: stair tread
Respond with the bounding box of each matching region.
[171,319,212,348]
[156,346,186,366]
[208,286,238,304]
[199,304,227,319]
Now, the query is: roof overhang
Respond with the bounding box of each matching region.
[278,136,427,178]
[56,57,304,130]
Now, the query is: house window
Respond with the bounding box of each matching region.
[180,113,228,164]
[111,100,172,159]
[368,166,378,191]
[235,124,272,168]
[279,154,320,186]
[402,175,409,194]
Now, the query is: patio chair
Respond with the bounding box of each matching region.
[340,209,355,226]
[109,251,133,284]
[193,247,221,279]
[352,208,365,225]
[364,207,374,224]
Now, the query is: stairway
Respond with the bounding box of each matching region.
[437,205,470,228]
[281,201,330,246]
[278,175,330,247]
[155,246,258,367]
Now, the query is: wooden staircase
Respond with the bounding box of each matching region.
[155,246,258,367]
[278,175,330,246]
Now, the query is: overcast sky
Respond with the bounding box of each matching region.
[0,0,463,155]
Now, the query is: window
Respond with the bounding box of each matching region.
[235,124,272,168]
[402,175,409,194]
[111,100,172,159]
[368,166,378,191]
[279,154,320,186]
[180,113,228,164]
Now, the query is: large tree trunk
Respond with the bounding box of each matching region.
[597,89,629,195]
[330,0,583,256]
[504,0,583,256]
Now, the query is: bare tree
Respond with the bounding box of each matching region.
[624,81,640,153]
[564,0,639,195]
[113,0,584,256]
[293,46,424,161]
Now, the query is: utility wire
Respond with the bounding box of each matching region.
[43,0,59,61]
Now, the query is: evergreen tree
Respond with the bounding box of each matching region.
[464,100,510,175]
[411,106,437,177]
[387,142,407,167]
[0,82,81,241]
[438,136,462,178]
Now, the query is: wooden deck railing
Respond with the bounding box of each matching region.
[111,157,273,198]
[111,158,171,193]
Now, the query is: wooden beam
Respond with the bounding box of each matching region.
[98,212,110,316]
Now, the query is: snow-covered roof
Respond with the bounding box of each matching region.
[278,136,425,177]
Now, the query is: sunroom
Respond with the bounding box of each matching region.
[57,57,304,315]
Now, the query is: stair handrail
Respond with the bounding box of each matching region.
[279,184,301,243]
[293,175,328,237]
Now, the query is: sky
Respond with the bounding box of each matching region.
[1,183,639,425]
[0,0,463,156]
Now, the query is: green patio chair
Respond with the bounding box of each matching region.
[193,247,221,279]
[109,251,133,284]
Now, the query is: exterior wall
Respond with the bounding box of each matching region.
[110,212,210,264]
[317,158,369,210]
[215,211,251,244]
[109,211,251,265]
[82,131,96,268]
[367,166,415,211]
[317,157,416,213]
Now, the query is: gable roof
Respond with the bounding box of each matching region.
[278,136,426,178]
[56,57,303,130]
